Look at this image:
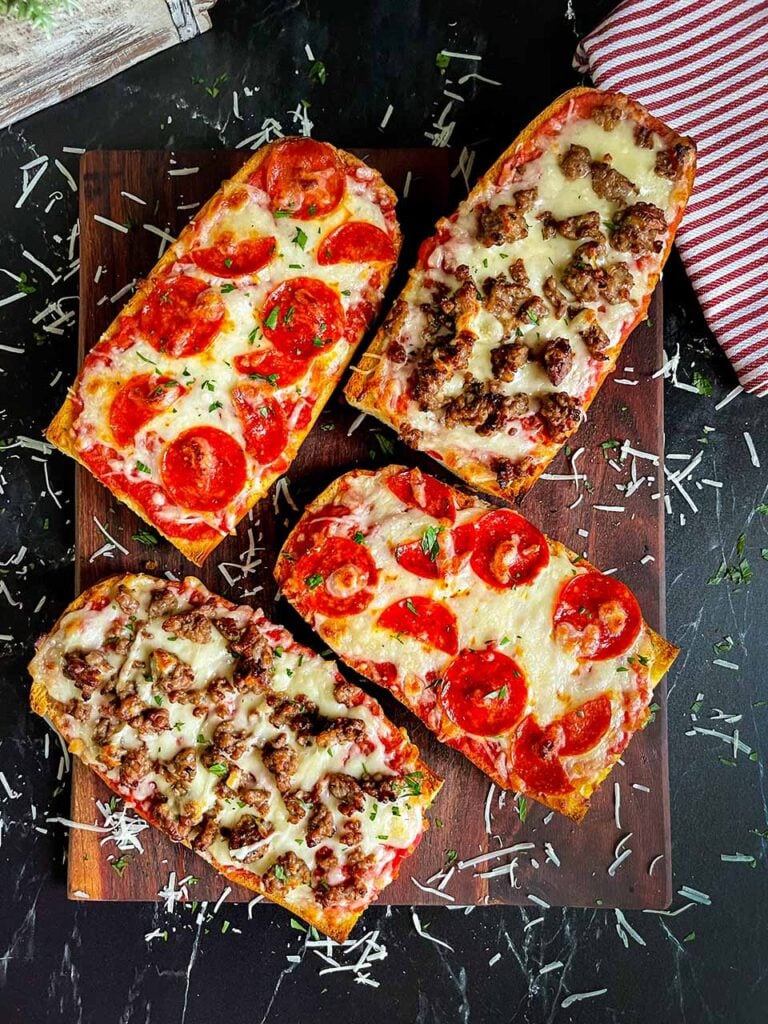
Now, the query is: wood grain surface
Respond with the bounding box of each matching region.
[0,0,214,131]
[67,147,671,910]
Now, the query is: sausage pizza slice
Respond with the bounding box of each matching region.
[345,88,695,501]
[29,574,440,940]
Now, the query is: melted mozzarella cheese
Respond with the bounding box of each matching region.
[29,575,429,916]
[365,110,679,471]
[294,472,656,790]
[73,159,395,534]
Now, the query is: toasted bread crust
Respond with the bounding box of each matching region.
[345,87,696,502]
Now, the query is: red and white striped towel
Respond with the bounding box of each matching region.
[575,0,768,396]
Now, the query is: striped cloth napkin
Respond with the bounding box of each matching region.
[575,0,768,396]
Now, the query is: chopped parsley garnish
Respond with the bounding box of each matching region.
[445,848,458,865]
[220,283,236,293]
[135,461,151,474]
[405,598,419,616]
[309,60,327,85]
[517,795,528,823]
[247,327,259,343]
[485,685,508,701]
[290,918,307,932]
[646,702,661,725]
[111,856,130,878]
[208,762,228,777]
[153,694,163,706]
[713,635,734,655]
[374,431,395,456]
[420,524,443,561]
[401,771,423,797]
[756,503,768,516]
[223,258,233,268]
[708,533,752,586]
[292,227,308,249]
[353,531,366,544]
[435,51,450,69]
[16,271,36,295]
[132,529,159,546]
[693,370,713,396]
[273,864,288,881]
[526,308,539,325]
[249,371,279,387]
[209,400,223,412]
[600,439,620,454]
[201,379,215,391]
[369,804,378,821]
[434,817,443,828]
[305,573,324,590]
[264,306,279,330]
[201,72,228,98]
[136,351,158,366]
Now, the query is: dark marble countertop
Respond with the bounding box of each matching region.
[1,1,766,1021]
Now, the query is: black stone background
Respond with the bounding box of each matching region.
[0,1,766,1021]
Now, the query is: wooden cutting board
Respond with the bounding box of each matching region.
[68,147,671,910]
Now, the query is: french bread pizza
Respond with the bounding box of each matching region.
[28,573,441,940]
[47,139,401,565]
[345,88,695,501]
[275,466,678,821]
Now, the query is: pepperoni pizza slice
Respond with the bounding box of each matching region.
[275,466,678,821]
[28,573,440,941]
[345,88,695,501]
[47,139,401,565]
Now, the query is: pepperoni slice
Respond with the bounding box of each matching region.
[393,539,440,580]
[233,350,309,388]
[553,573,642,661]
[108,374,186,448]
[512,716,573,795]
[288,504,352,555]
[440,649,527,737]
[468,509,549,589]
[231,385,288,466]
[377,596,458,656]
[317,222,396,265]
[260,277,345,359]
[189,236,276,277]
[260,138,345,219]
[296,536,378,617]
[387,469,457,522]
[161,426,247,512]
[77,440,222,542]
[559,695,613,756]
[138,274,225,358]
